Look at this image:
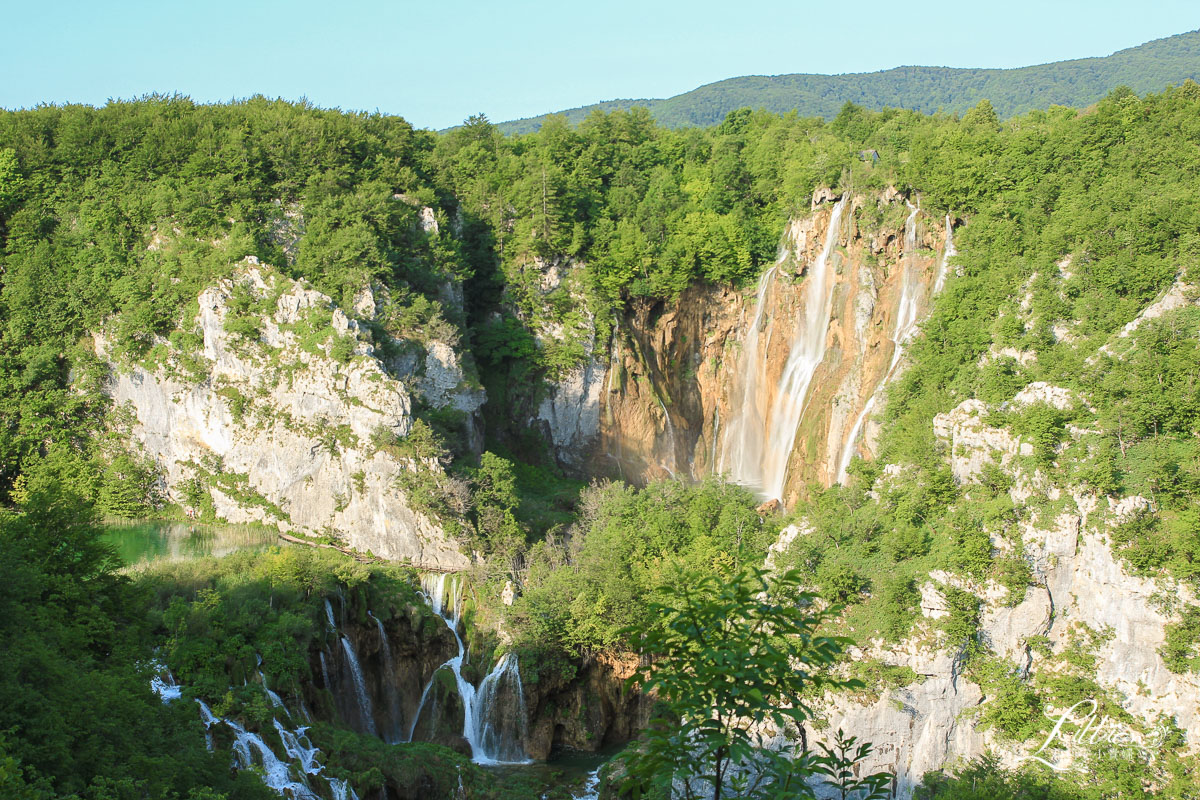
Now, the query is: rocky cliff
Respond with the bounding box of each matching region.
[522,651,653,760]
[532,188,953,505]
[791,398,1200,796]
[97,261,481,569]
[774,325,1200,795]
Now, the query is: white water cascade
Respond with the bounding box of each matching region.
[318,650,331,691]
[756,195,849,500]
[411,573,532,764]
[168,682,360,799]
[574,766,603,799]
[150,662,182,703]
[471,652,531,763]
[323,598,337,630]
[339,635,377,736]
[835,205,953,483]
[834,393,877,485]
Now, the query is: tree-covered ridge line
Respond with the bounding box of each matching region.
[493,28,1200,134]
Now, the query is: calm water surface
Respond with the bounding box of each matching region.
[103,520,281,565]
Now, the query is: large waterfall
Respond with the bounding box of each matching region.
[722,195,849,501]
[471,652,530,763]
[411,573,531,764]
[719,265,778,485]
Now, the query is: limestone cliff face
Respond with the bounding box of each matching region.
[98,263,476,570]
[532,189,953,504]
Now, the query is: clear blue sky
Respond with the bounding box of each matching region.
[3,0,1196,130]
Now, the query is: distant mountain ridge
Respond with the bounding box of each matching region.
[495,29,1200,134]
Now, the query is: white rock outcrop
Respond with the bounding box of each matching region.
[1100,277,1196,355]
[536,352,607,469]
[98,266,470,570]
[933,399,1033,482]
[818,653,986,798]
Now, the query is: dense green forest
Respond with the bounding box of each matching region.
[3,79,1200,798]
[496,28,1200,134]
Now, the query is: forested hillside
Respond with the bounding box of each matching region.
[496,28,1200,134]
[2,80,1200,798]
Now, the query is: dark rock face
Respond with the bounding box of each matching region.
[409,666,470,755]
[306,601,459,742]
[523,652,653,760]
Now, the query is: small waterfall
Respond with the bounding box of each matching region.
[472,653,531,764]
[197,699,218,751]
[150,663,182,703]
[323,599,337,630]
[835,395,876,484]
[760,194,849,501]
[273,717,321,775]
[370,611,405,743]
[340,636,377,736]
[260,672,286,711]
[655,396,678,477]
[421,572,462,627]
[256,654,287,712]
[227,717,323,799]
[410,573,530,764]
[835,200,936,484]
[574,766,603,799]
[190,688,359,799]
[319,650,331,690]
[932,213,956,296]
[709,408,720,470]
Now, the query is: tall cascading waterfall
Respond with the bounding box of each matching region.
[320,597,405,741]
[410,573,531,764]
[655,396,679,477]
[719,265,779,486]
[835,205,955,483]
[747,195,849,501]
[932,213,956,296]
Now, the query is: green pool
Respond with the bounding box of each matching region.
[102,520,282,566]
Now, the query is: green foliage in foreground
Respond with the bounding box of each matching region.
[504,479,776,679]
[916,752,1200,800]
[619,565,889,800]
[614,563,897,800]
[0,494,274,799]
